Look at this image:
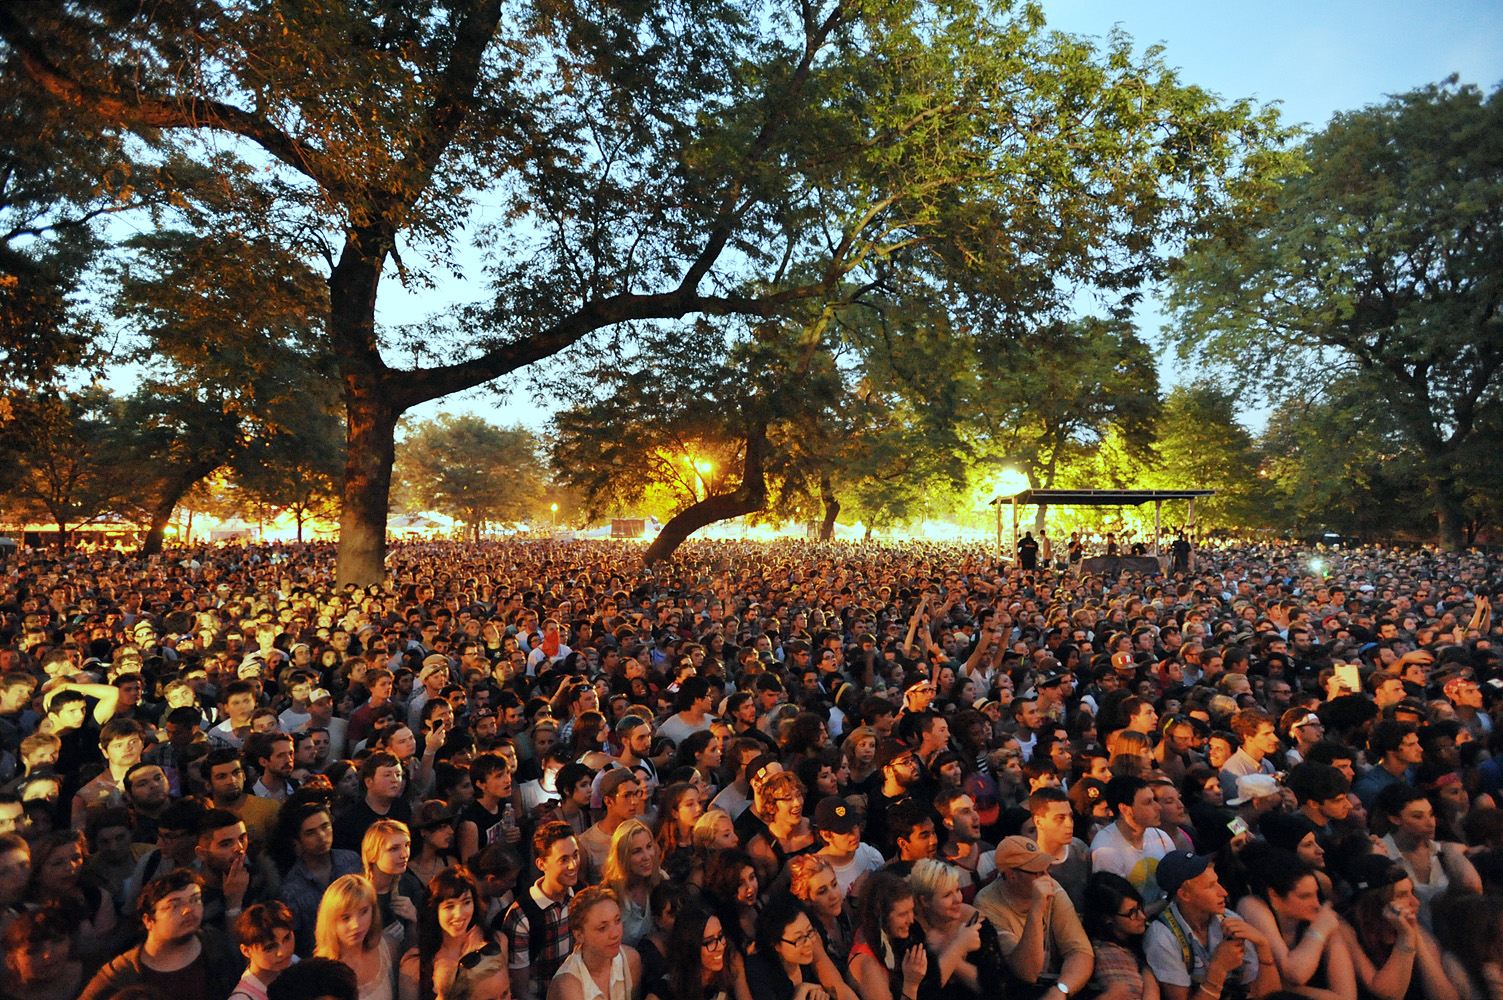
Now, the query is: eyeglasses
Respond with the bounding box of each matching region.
[459,942,502,969]
[703,932,728,950]
[157,891,203,914]
[1116,904,1144,920]
[781,927,818,947]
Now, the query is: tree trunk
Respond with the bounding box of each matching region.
[1432,477,1466,552]
[337,385,401,585]
[819,473,839,541]
[864,523,873,541]
[142,473,203,555]
[142,498,176,556]
[643,424,768,564]
[295,509,305,543]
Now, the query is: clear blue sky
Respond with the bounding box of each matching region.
[407,0,1503,431]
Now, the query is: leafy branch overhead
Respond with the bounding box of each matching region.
[0,0,1289,580]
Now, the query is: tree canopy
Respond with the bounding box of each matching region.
[1,0,1288,578]
[1167,78,1503,550]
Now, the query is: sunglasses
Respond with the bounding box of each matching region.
[459,942,502,969]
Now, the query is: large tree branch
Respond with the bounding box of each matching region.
[392,285,831,407]
[397,0,505,204]
[677,1,851,295]
[0,8,341,194]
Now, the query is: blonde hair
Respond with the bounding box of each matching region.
[567,884,621,940]
[601,818,662,889]
[908,858,962,900]
[314,874,382,958]
[787,854,834,902]
[361,818,411,882]
[692,809,733,850]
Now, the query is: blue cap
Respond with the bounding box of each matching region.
[1156,850,1213,900]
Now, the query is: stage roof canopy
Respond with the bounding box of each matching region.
[989,488,1216,506]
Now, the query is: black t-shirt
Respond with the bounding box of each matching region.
[460,799,505,853]
[333,795,413,852]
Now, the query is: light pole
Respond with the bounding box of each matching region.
[550,502,558,528]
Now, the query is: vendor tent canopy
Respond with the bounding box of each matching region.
[988,488,1217,559]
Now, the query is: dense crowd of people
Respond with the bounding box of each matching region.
[2,536,1502,1000]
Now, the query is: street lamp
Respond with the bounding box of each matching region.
[690,459,712,499]
[550,502,558,527]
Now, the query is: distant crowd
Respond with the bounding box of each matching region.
[2,537,1502,1000]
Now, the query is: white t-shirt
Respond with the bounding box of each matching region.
[824,844,885,894]
[1090,822,1176,904]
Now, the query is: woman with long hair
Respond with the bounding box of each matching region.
[398,866,505,1000]
[1080,873,1158,1000]
[316,873,398,1000]
[601,818,666,946]
[0,903,82,1000]
[787,855,853,982]
[841,727,879,789]
[908,858,997,999]
[643,906,740,1000]
[409,802,462,889]
[1235,849,1355,1000]
[363,819,425,950]
[1439,893,1503,999]
[638,882,692,991]
[1375,783,1482,930]
[678,809,738,887]
[327,760,365,806]
[742,898,831,1000]
[794,754,841,818]
[1335,855,1456,1000]
[848,872,931,1000]
[704,849,760,951]
[745,772,817,886]
[27,828,116,962]
[548,885,641,1000]
[670,731,723,781]
[656,782,704,865]
[568,712,614,770]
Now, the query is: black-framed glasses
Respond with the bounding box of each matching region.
[1116,904,1144,920]
[459,942,503,968]
[781,927,818,947]
[703,932,728,950]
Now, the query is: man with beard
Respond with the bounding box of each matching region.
[79,869,240,1000]
[937,789,992,897]
[123,762,173,843]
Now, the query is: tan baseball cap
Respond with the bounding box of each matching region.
[995,835,1053,873]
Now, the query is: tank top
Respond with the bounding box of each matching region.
[554,949,633,1000]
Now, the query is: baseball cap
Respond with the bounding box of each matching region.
[412,799,458,830]
[995,836,1053,873]
[814,796,861,835]
[598,767,639,800]
[872,739,918,772]
[1111,652,1135,671]
[1227,773,1280,806]
[420,653,450,674]
[1037,668,1072,689]
[308,688,333,703]
[1156,850,1213,900]
[1343,854,1407,894]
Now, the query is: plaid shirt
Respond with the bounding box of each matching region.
[1091,940,1146,999]
[503,880,572,1000]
